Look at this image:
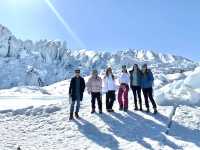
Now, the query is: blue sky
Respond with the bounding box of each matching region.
[0,0,199,61]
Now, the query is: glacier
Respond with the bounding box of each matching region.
[0,24,198,89]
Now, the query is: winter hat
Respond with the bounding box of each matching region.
[75,69,80,73]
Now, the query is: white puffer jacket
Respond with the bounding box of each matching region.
[102,75,117,93]
[119,73,130,85]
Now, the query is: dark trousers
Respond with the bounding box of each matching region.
[142,88,157,109]
[131,86,142,109]
[91,92,102,111]
[106,91,116,110]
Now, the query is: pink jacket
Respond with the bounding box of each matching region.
[86,76,102,93]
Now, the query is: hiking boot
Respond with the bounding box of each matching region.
[69,113,74,120]
[75,112,79,118]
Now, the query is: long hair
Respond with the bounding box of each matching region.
[122,67,128,73]
[142,64,148,76]
[122,69,128,73]
[132,64,142,74]
[105,67,115,80]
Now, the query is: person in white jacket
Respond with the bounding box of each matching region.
[118,65,130,111]
[103,67,116,112]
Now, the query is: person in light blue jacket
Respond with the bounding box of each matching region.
[129,64,143,111]
[141,64,157,114]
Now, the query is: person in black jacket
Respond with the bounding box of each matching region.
[69,69,85,120]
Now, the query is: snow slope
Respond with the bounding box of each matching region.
[0,24,198,89]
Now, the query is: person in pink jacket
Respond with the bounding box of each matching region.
[118,65,130,112]
[86,70,103,114]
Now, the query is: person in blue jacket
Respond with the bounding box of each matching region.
[141,64,157,114]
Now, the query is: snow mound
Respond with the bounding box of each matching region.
[184,67,200,89]
[155,67,200,106]
[0,104,61,116]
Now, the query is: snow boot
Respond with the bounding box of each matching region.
[134,107,138,111]
[108,109,114,112]
[119,105,123,111]
[146,108,150,113]
[153,108,158,114]
[69,113,74,120]
[124,108,128,112]
[75,112,80,118]
[139,107,143,112]
[91,109,95,114]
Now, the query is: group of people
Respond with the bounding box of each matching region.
[68,64,157,120]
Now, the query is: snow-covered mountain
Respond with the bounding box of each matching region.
[0,24,198,89]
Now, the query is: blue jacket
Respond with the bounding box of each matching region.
[141,70,154,88]
[129,70,142,86]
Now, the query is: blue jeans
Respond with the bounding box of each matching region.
[70,100,80,113]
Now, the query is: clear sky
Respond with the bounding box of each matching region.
[0,0,199,61]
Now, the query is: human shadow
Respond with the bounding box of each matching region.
[98,111,182,150]
[74,118,120,150]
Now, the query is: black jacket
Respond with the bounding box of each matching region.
[69,76,85,101]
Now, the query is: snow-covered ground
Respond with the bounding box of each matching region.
[0,93,199,150]
[0,67,200,150]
